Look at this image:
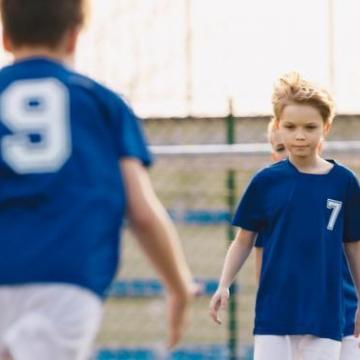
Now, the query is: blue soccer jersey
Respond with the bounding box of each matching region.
[255,224,358,338]
[233,159,360,341]
[0,58,152,297]
[342,257,358,336]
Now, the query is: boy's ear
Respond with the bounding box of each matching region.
[323,122,331,136]
[2,32,13,52]
[65,28,80,54]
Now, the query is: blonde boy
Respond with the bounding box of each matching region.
[210,72,360,360]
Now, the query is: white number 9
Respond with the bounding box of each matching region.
[1,78,71,174]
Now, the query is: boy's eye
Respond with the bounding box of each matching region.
[284,124,294,129]
[275,146,285,153]
[306,125,317,130]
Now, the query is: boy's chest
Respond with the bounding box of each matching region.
[263,176,347,226]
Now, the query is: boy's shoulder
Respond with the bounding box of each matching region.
[252,159,291,182]
[66,70,133,113]
[0,58,128,107]
[66,68,123,101]
[256,159,357,180]
[331,160,359,183]
[332,160,356,174]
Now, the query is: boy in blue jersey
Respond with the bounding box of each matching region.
[254,119,288,282]
[0,1,194,359]
[209,72,360,359]
[254,119,359,359]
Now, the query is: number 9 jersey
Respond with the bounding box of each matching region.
[0,57,152,297]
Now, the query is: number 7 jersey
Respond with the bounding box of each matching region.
[232,158,360,341]
[0,57,152,297]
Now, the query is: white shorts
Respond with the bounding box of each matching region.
[0,284,103,360]
[340,335,360,360]
[254,335,342,360]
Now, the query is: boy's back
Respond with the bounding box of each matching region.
[0,57,151,296]
[0,1,193,358]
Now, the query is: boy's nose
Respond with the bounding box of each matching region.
[295,131,306,140]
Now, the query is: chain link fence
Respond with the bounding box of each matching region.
[94,115,360,360]
[0,0,360,358]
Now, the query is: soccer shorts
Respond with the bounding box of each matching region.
[254,334,341,360]
[0,284,102,360]
[340,335,360,360]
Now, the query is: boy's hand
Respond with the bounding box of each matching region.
[167,286,192,349]
[354,306,360,347]
[209,287,230,325]
[190,280,204,297]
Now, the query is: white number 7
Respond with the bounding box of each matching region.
[327,199,342,231]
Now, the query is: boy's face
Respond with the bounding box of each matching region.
[277,104,329,159]
[270,129,288,162]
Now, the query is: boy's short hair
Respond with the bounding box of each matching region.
[272,72,335,124]
[1,0,87,48]
[267,117,276,141]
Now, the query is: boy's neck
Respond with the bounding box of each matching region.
[11,46,74,66]
[289,154,332,174]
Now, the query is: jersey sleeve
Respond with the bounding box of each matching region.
[254,233,265,247]
[232,172,267,232]
[107,91,153,167]
[343,173,360,242]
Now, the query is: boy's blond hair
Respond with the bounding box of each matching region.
[272,72,335,125]
[267,118,276,142]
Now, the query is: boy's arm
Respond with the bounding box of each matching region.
[120,158,193,348]
[209,228,256,324]
[255,247,263,283]
[344,241,360,338]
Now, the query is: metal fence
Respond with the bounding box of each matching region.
[94,115,360,360]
